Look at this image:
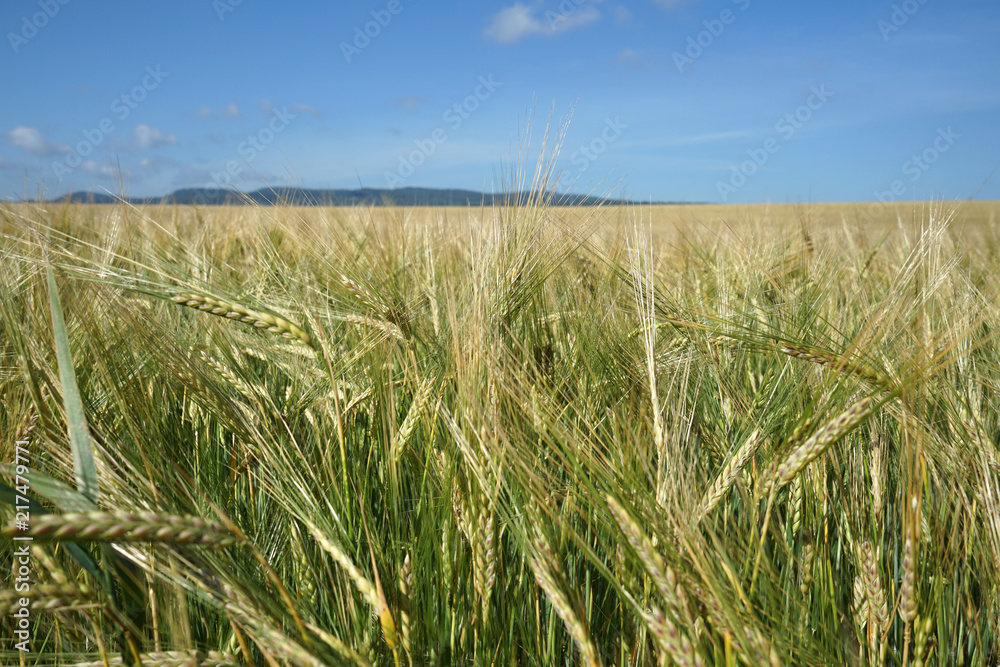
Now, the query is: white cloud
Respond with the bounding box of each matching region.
[222,103,242,118]
[484,2,601,44]
[259,98,275,116]
[80,160,117,178]
[132,124,177,149]
[6,126,68,156]
[134,155,176,175]
[196,106,215,119]
[614,5,631,23]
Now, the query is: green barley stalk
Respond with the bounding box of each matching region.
[170,292,313,347]
[3,511,242,548]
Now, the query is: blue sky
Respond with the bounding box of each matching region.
[2,0,998,203]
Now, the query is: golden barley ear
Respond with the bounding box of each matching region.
[170,291,314,347]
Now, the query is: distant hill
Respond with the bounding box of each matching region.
[51,187,670,207]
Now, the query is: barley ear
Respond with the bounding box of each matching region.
[758,396,874,498]
[170,292,313,347]
[697,429,760,523]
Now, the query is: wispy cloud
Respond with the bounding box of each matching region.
[289,103,322,118]
[259,99,321,118]
[79,160,117,178]
[6,126,68,157]
[195,104,243,119]
[484,2,601,44]
[132,124,177,149]
[616,48,642,67]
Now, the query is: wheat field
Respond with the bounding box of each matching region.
[2,190,1000,665]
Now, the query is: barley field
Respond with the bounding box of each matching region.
[2,188,1000,665]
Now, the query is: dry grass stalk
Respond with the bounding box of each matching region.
[759,396,874,498]
[170,292,312,346]
[697,430,761,523]
[3,511,242,547]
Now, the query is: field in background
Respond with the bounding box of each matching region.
[2,197,1000,666]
